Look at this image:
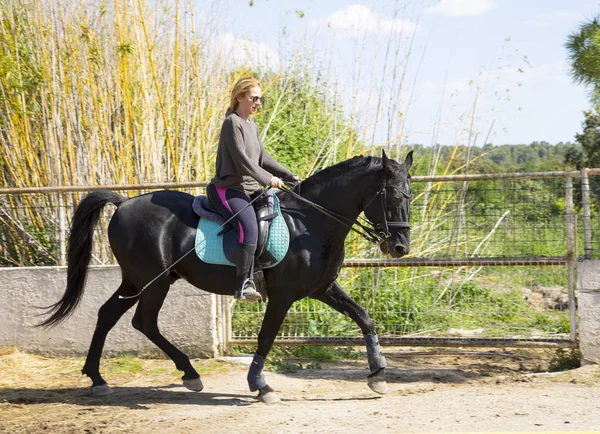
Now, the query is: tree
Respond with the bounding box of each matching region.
[569,110,600,169]
[565,18,600,170]
[565,17,600,102]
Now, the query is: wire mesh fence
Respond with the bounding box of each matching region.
[0,184,208,267]
[406,177,568,258]
[232,171,594,347]
[0,170,597,347]
[233,264,570,345]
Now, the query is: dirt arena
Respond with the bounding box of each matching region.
[1,347,600,433]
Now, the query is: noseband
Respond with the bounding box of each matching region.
[363,184,412,241]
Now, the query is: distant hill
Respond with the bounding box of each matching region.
[409,141,580,176]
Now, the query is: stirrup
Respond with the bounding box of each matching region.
[235,278,262,302]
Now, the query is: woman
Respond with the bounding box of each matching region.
[207,77,300,302]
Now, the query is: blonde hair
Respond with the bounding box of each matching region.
[226,77,261,116]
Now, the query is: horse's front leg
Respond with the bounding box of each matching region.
[312,281,388,394]
[248,297,293,404]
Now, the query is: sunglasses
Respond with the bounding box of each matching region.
[250,96,264,103]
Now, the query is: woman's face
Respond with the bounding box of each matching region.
[236,85,263,118]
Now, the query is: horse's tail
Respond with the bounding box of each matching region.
[38,190,128,328]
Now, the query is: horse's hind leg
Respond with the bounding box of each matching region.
[131,280,202,392]
[82,279,139,395]
[312,281,388,394]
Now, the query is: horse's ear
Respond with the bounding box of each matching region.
[382,149,391,168]
[404,151,413,171]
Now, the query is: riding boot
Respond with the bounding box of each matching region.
[235,243,262,302]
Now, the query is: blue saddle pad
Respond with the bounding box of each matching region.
[194,194,289,268]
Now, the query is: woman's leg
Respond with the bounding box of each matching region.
[207,184,261,301]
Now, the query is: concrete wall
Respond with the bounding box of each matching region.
[0,266,223,358]
[578,259,600,364]
[6,262,600,361]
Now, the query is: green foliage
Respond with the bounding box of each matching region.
[233,266,570,340]
[532,313,570,334]
[288,345,359,361]
[565,16,600,102]
[254,72,355,177]
[572,109,600,169]
[0,8,43,110]
[104,356,143,374]
[565,17,600,171]
[0,220,58,266]
[409,142,577,177]
[267,355,303,373]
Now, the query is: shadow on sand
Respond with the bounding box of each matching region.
[0,384,256,410]
[283,366,481,385]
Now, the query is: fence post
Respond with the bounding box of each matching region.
[581,168,592,259]
[219,294,232,355]
[565,177,577,343]
[57,192,67,266]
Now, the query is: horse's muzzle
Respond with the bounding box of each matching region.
[380,240,410,258]
[391,242,409,258]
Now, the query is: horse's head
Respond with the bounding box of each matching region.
[363,150,413,258]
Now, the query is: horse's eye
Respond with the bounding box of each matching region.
[390,193,403,204]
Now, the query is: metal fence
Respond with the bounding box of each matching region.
[1,169,599,348]
[232,169,600,348]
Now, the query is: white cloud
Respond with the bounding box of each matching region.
[424,0,496,17]
[526,11,583,27]
[215,34,280,71]
[315,4,419,35]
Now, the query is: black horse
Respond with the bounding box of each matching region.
[40,150,413,403]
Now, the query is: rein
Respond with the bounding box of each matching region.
[280,181,411,245]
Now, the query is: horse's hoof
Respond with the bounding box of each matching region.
[368,369,388,394]
[91,384,114,396]
[368,379,388,394]
[257,386,280,404]
[183,378,204,392]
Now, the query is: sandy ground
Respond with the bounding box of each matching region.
[1,347,600,433]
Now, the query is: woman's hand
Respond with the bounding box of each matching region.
[269,176,285,188]
[292,175,301,183]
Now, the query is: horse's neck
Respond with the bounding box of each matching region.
[301,168,377,222]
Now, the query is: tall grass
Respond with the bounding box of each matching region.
[0,0,233,187]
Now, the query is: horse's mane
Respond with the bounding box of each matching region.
[297,156,382,193]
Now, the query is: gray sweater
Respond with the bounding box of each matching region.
[210,112,295,196]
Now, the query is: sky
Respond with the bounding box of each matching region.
[208,0,600,148]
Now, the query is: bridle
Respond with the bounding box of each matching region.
[363,183,412,241]
[280,179,411,245]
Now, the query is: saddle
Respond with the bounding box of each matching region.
[192,189,287,269]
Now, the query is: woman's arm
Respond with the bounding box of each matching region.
[260,149,296,181]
